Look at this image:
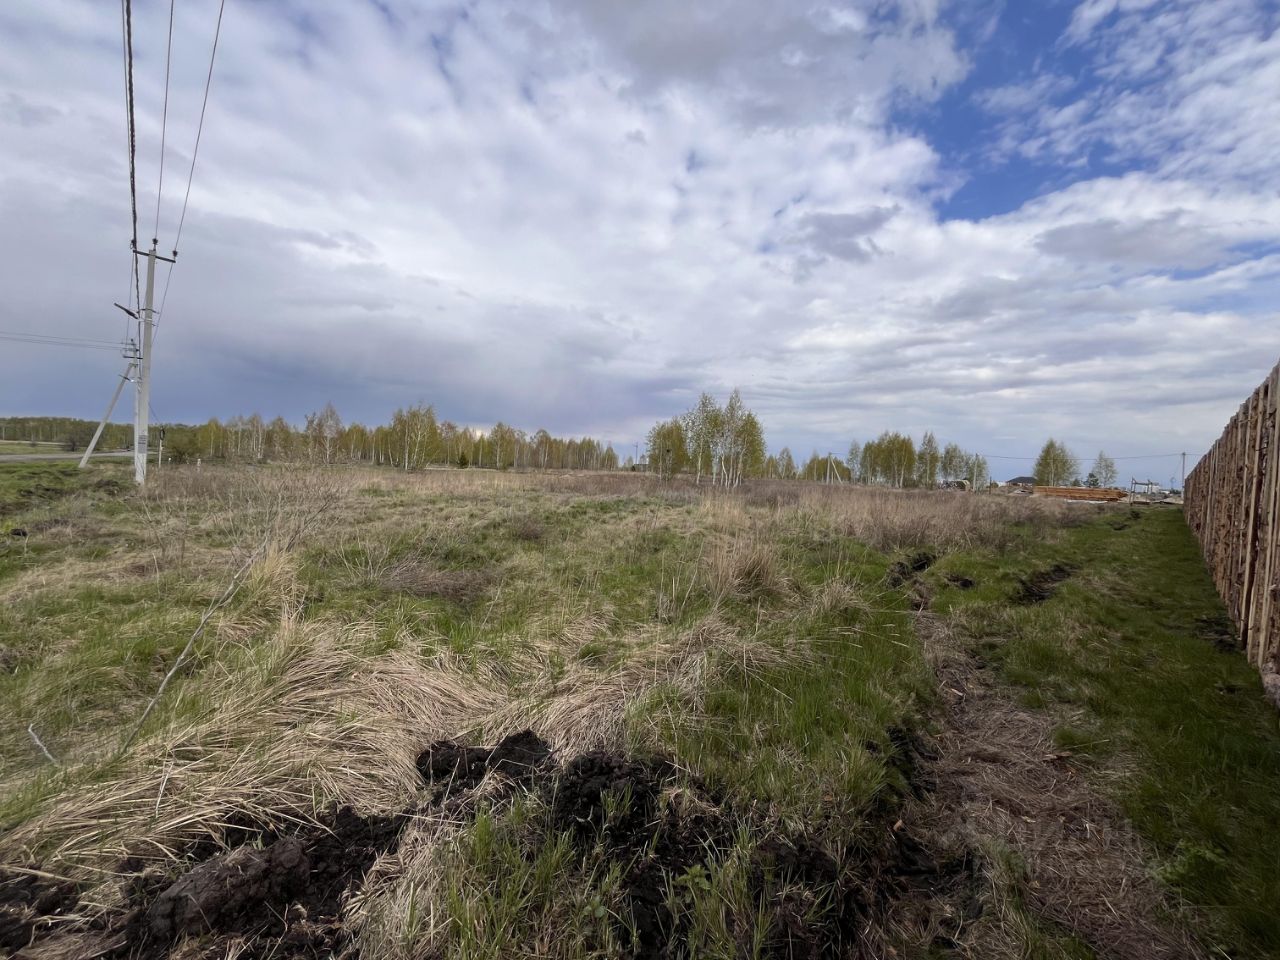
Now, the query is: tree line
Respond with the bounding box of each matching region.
[645,391,766,486]
[644,400,996,490]
[0,407,619,472]
[840,432,991,488]
[4,412,1124,492]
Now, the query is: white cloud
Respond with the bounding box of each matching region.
[0,0,1276,479]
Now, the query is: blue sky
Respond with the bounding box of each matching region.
[1,0,1278,483]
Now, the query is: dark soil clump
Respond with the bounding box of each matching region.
[113,806,408,959]
[1012,564,1072,605]
[544,752,857,958]
[417,728,553,795]
[0,871,79,953]
[888,551,937,587]
[145,838,310,940]
[945,574,975,590]
[419,740,492,787]
[489,728,554,775]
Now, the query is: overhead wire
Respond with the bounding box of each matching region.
[152,0,176,242]
[975,451,1189,461]
[120,0,142,312]
[158,0,227,329]
[0,332,123,352]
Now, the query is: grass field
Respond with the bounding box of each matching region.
[0,462,1276,959]
[0,440,63,452]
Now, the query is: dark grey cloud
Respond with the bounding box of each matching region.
[795,205,901,263]
[1036,212,1230,271]
[0,0,1277,484]
[531,1,966,125]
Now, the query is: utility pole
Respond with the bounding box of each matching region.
[133,242,157,484]
[1181,452,1186,491]
[132,240,175,486]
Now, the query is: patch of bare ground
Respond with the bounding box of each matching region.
[899,613,1206,959]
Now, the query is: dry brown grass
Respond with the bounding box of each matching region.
[700,537,793,608]
[1,578,806,895]
[897,613,1207,960]
[788,483,1082,552]
[382,563,494,605]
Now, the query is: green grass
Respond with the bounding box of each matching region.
[0,461,89,518]
[931,507,1280,959]
[0,439,64,454]
[2,466,1278,958]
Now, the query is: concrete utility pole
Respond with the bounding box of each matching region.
[1181,452,1187,491]
[130,240,176,485]
[133,242,158,484]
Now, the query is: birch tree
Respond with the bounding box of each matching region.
[1091,451,1117,487]
[1033,439,1078,486]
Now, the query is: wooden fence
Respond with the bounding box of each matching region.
[1184,360,1280,674]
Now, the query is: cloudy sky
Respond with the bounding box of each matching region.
[2,0,1278,481]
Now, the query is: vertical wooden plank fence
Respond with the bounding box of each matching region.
[1184,359,1280,675]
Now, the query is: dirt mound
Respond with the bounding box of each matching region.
[126,805,407,958]
[549,752,673,845]
[8,727,954,959]
[0,872,79,953]
[1012,564,1072,604]
[417,728,554,794]
[146,838,310,940]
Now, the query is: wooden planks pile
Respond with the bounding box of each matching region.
[1033,486,1128,502]
[1185,360,1280,674]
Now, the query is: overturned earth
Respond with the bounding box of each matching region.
[2,727,981,960]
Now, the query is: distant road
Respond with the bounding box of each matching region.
[0,451,132,463]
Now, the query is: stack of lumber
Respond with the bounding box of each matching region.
[1033,486,1127,502]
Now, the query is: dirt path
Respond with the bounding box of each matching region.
[904,613,1206,959]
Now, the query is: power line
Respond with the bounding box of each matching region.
[976,452,1189,461]
[158,0,227,325]
[0,331,122,351]
[152,0,176,241]
[120,0,141,311]
[169,0,225,253]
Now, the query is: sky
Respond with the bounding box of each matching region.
[1,0,1278,484]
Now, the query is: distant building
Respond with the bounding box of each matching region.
[1006,475,1036,486]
